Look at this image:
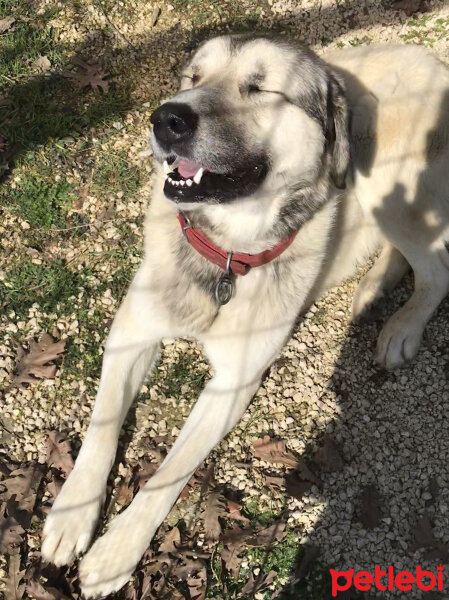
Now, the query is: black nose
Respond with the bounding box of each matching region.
[150,102,198,148]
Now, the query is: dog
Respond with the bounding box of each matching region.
[41,34,449,597]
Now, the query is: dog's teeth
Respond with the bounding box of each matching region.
[193,168,204,185]
[186,179,193,187]
[168,176,173,183]
[163,160,170,174]
[180,180,185,186]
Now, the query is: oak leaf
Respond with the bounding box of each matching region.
[241,569,276,595]
[46,432,74,478]
[13,333,65,386]
[202,491,225,541]
[159,526,180,554]
[6,549,25,600]
[69,58,109,93]
[0,504,25,554]
[253,436,299,467]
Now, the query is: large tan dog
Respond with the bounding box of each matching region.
[42,35,449,597]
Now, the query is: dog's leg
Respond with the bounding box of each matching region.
[376,241,449,369]
[78,320,293,598]
[352,244,409,319]
[42,268,168,566]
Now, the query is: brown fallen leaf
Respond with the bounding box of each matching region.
[0,462,44,525]
[32,55,51,74]
[247,522,286,547]
[295,545,320,581]
[314,436,344,472]
[202,491,225,541]
[0,17,15,34]
[0,503,25,554]
[69,58,109,93]
[225,500,250,526]
[116,467,134,507]
[284,472,313,501]
[253,436,299,467]
[357,484,382,530]
[13,333,65,386]
[186,566,207,600]
[220,543,244,579]
[159,526,181,554]
[26,580,71,600]
[6,549,25,600]
[241,569,277,595]
[46,432,74,478]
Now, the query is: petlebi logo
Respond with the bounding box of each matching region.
[330,564,445,596]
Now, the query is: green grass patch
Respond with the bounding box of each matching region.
[150,352,209,401]
[5,171,74,228]
[2,259,84,315]
[91,149,141,200]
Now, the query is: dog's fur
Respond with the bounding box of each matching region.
[42,36,449,597]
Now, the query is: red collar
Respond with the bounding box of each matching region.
[178,212,297,276]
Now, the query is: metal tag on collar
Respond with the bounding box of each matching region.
[215,252,234,306]
[181,212,192,237]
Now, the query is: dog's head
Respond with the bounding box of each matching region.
[150,34,349,209]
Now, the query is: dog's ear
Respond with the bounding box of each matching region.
[326,73,350,189]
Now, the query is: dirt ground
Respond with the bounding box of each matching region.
[1,0,449,598]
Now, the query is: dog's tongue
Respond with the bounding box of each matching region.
[178,160,205,179]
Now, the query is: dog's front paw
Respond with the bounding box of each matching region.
[375,311,424,369]
[42,469,105,566]
[80,508,154,598]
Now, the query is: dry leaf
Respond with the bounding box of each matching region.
[116,468,134,507]
[247,522,286,547]
[358,485,382,530]
[220,544,244,579]
[0,462,44,524]
[295,545,320,581]
[0,504,25,554]
[32,56,51,74]
[26,580,70,600]
[202,491,225,541]
[314,436,344,472]
[225,500,250,526]
[0,17,15,34]
[69,58,109,93]
[159,526,180,554]
[284,472,313,500]
[13,333,65,386]
[253,436,299,467]
[241,569,276,595]
[46,432,74,478]
[6,549,25,600]
[186,567,207,600]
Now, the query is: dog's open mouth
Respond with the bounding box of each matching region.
[163,157,269,204]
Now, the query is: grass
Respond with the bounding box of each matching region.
[1,259,84,315]
[150,352,210,401]
[5,171,75,228]
[91,149,141,199]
